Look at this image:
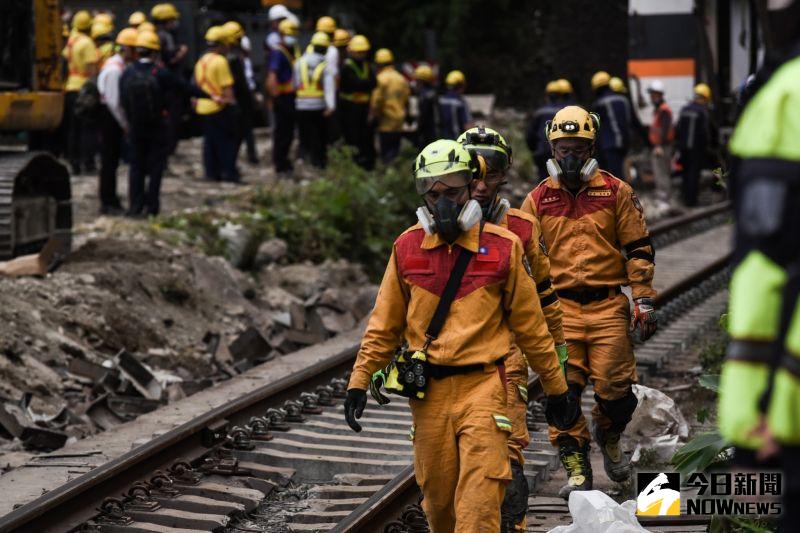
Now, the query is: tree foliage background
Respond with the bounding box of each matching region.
[305,0,629,108]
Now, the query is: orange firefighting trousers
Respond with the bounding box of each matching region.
[504,345,530,466]
[548,292,637,446]
[410,365,512,533]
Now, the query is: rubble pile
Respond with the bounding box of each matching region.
[0,235,376,469]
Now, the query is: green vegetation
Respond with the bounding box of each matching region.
[156,145,420,278]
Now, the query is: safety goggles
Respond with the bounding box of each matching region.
[415,170,472,195]
[472,146,510,173]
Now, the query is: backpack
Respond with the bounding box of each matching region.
[74,80,100,121]
[121,65,162,130]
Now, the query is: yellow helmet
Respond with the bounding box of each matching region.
[316,16,336,34]
[591,70,611,90]
[138,22,156,33]
[333,28,351,47]
[445,70,466,87]
[72,10,92,31]
[94,13,114,27]
[347,34,370,53]
[136,30,161,51]
[128,11,146,27]
[310,31,331,47]
[546,106,598,143]
[116,28,139,47]
[152,3,179,21]
[694,82,712,100]
[205,26,226,44]
[545,80,560,94]
[413,139,478,194]
[91,21,113,39]
[415,64,434,82]
[222,21,245,45]
[609,76,627,93]
[555,78,573,94]
[375,48,394,64]
[278,19,299,36]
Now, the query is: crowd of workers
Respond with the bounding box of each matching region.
[526,72,718,209]
[58,3,478,216]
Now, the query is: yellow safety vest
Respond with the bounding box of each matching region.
[297,58,327,100]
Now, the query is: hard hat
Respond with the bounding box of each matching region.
[94,13,114,27]
[128,11,146,27]
[591,70,611,90]
[556,78,573,94]
[457,126,513,172]
[347,34,370,53]
[445,70,466,86]
[647,79,665,93]
[91,21,113,39]
[72,10,92,31]
[609,76,627,93]
[136,30,161,51]
[375,48,394,64]
[116,28,139,47]
[222,21,245,45]
[414,64,434,82]
[138,22,156,33]
[333,28,351,47]
[413,139,477,194]
[316,16,336,34]
[205,26,227,44]
[545,80,560,94]
[694,82,712,100]
[310,31,331,48]
[278,18,299,37]
[268,4,291,22]
[152,3,179,21]
[546,106,598,143]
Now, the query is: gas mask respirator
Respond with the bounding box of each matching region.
[546,155,598,190]
[416,196,482,243]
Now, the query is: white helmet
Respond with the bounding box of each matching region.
[268,4,291,22]
[647,79,665,94]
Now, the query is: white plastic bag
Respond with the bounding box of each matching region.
[547,490,652,533]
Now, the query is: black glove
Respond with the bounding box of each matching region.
[545,391,580,430]
[344,388,367,432]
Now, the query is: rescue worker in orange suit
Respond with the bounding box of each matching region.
[294,32,336,169]
[266,19,299,176]
[339,35,376,170]
[521,106,657,497]
[526,80,563,179]
[459,126,567,532]
[647,80,675,208]
[62,10,99,175]
[344,139,579,532]
[370,48,410,164]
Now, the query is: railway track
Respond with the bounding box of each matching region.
[0,203,731,533]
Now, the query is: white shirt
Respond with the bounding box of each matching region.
[325,45,339,79]
[97,54,128,130]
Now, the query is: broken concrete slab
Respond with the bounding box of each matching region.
[115,350,163,401]
[228,327,271,362]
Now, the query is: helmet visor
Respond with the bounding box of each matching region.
[415,170,472,195]
[470,146,510,172]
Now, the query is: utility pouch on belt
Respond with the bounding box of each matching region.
[377,247,475,401]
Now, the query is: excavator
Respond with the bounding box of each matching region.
[0,0,71,261]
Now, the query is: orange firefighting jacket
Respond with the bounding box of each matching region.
[348,222,568,396]
[520,170,656,300]
[497,207,565,387]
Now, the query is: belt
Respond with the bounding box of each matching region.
[428,358,504,380]
[557,286,621,305]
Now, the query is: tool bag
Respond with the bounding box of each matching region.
[370,247,474,402]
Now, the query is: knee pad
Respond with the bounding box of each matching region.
[595,388,638,433]
[567,383,584,402]
[501,460,529,523]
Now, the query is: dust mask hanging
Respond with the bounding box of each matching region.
[546,156,598,189]
[416,197,482,243]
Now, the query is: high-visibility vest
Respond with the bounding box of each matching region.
[340,58,370,104]
[297,57,326,100]
[275,46,295,95]
[648,101,675,146]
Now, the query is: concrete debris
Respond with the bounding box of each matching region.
[228,327,273,362]
[254,238,288,268]
[115,350,164,401]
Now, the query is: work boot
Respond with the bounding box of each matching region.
[593,423,631,482]
[558,441,592,499]
[501,460,529,532]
